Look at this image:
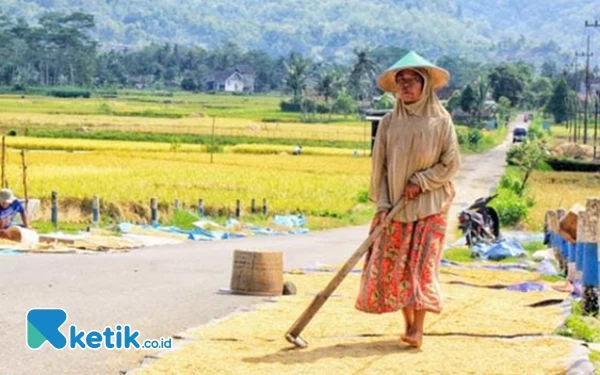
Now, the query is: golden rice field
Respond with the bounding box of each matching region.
[3,136,359,156]
[0,111,371,143]
[0,94,370,143]
[0,111,371,142]
[0,93,342,122]
[526,170,600,230]
[3,149,371,222]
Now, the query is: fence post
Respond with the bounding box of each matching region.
[92,195,100,228]
[251,198,256,214]
[174,199,180,211]
[198,198,204,217]
[51,191,58,230]
[262,198,268,215]
[235,199,241,219]
[151,197,158,226]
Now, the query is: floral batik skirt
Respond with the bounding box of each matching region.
[355,214,447,314]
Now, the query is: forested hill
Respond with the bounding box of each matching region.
[1,0,598,62]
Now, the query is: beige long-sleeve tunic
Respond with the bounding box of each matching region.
[370,110,461,222]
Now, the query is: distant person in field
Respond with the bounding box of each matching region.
[292,145,302,155]
[0,188,29,238]
[355,51,460,349]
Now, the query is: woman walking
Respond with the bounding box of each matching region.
[355,51,460,349]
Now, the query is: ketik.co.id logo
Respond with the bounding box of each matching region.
[27,309,68,349]
[27,309,171,350]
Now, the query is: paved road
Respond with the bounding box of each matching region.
[0,115,527,375]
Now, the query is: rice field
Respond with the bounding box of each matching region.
[526,170,600,230]
[0,94,474,146]
[2,136,360,156]
[0,93,305,121]
[4,149,372,222]
[0,111,371,143]
[0,93,369,143]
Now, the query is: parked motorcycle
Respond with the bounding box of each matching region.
[458,195,501,247]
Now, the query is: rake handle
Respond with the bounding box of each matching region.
[285,198,406,342]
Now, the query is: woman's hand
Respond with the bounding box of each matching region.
[403,182,422,200]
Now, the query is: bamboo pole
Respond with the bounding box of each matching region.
[2,136,6,189]
[20,150,28,209]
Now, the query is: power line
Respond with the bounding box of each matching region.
[572,52,582,143]
[576,37,593,144]
[585,20,600,145]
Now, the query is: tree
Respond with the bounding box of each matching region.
[474,76,489,121]
[514,62,535,85]
[497,96,512,123]
[245,49,279,92]
[527,76,553,108]
[541,60,558,78]
[349,47,379,101]
[316,68,346,102]
[545,78,569,124]
[38,12,97,85]
[436,55,483,90]
[210,41,242,70]
[371,46,409,71]
[508,140,547,196]
[488,64,525,106]
[460,84,477,119]
[446,89,462,113]
[180,77,197,91]
[468,128,483,150]
[333,89,356,117]
[283,52,311,99]
[373,93,395,109]
[317,72,334,102]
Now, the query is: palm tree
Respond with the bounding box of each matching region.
[284,52,311,100]
[317,73,334,102]
[475,76,489,121]
[349,47,379,102]
[317,68,345,102]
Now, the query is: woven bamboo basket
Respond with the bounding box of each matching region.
[230,249,283,296]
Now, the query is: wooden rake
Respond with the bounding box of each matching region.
[285,198,407,348]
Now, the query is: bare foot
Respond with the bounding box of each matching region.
[405,330,423,349]
[400,325,413,344]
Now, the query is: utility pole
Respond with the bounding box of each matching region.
[572,54,581,143]
[595,90,599,158]
[564,63,575,138]
[576,36,593,144]
[586,20,600,151]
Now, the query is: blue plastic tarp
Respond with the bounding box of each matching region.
[481,263,531,271]
[537,259,558,276]
[471,239,525,260]
[506,282,549,292]
[273,215,307,228]
[117,214,310,242]
[0,250,22,256]
[118,222,133,233]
